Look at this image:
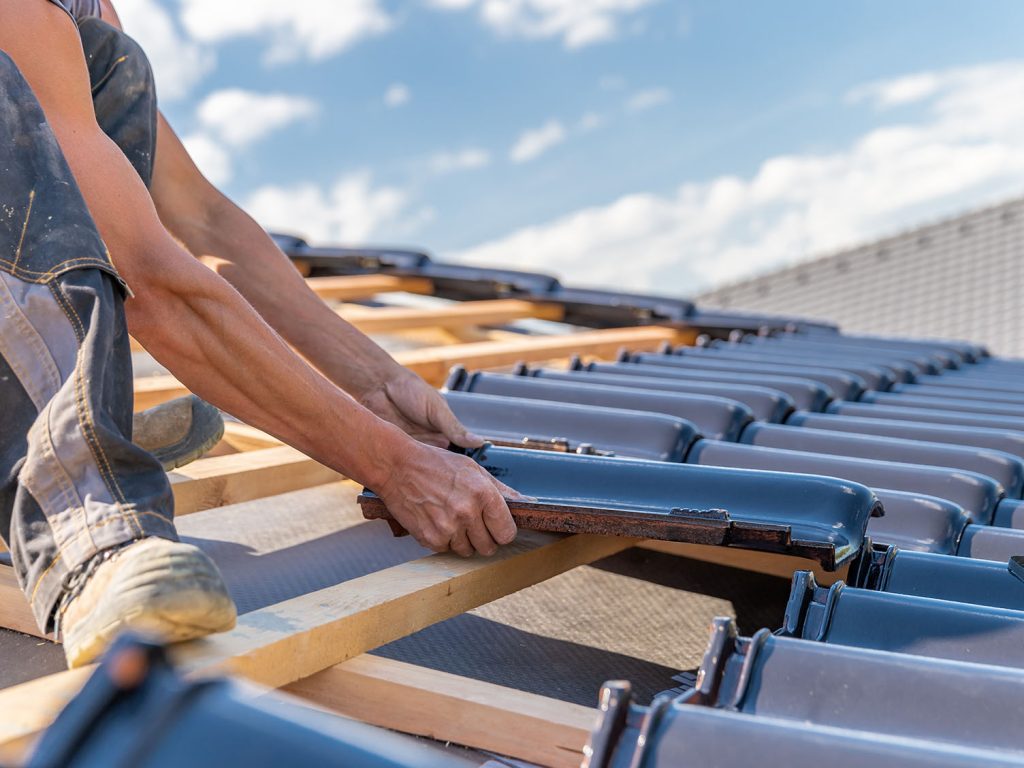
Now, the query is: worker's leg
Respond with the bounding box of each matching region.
[77,16,226,469]
[2,267,182,624]
[0,50,234,664]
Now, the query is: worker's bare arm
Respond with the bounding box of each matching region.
[96,0,480,450]
[0,0,516,555]
[148,114,479,450]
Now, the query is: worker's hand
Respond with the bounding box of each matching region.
[376,442,522,557]
[360,369,483,449]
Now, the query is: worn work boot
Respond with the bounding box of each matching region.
[58,538,237,668]
[133,395,225,471]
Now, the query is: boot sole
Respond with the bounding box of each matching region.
[64,598,236,668]
[63,544,236,668]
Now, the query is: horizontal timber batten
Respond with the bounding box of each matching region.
[339,299,565,333]
[305,275,434,301]
[219,421,283,451]
[133,375,190,410]
[169,446,339,515]
[0,446,333,559]
[130,275,438,352]
[639,540,849,585]
[132,325,680,408]
[396,325,680,386]
[284,655,596,768]
[0,535,843,643]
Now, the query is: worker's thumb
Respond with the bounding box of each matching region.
[430,395,485,449]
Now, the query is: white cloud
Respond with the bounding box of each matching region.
[183,90,317,186]
[626,86,672,112]
[179,0,393,64]
[429,0,657,49]
[847,73,942,108]
[454,61,1024,293]
[509,120,566,163]
[115,0,213,101]
[430,148,492,173]
[384,83,411,107]
[182,133,233,186]
[429,0,476,9]
[243,171,409,242]
[197,89,318,148]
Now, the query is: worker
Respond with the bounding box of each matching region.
[0,0,520,668]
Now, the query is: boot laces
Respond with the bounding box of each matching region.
[53,542,133,641]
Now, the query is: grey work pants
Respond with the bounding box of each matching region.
[0,17,177,633]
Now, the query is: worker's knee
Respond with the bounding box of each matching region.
[77,18,158,185]
[78,17,156,97]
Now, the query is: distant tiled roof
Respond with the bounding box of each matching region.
[698,196,1024,356]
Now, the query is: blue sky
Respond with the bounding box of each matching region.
[122,0,1024,294]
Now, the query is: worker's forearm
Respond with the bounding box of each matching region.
[167,198,405,400]
[128,258,408,489]
[54,117,407,489]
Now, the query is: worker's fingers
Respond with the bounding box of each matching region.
[410,514,453,553]
[449,529,474,558]
[420,527,451,553]
[489,475,535,503]
[426,394,484,449]
[481,492,517,546]
[465,517,499,557]
[416,431,450,449]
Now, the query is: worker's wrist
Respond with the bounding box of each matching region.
[353,360,417,410]
[356,418,417,493]
[339,354,404,406]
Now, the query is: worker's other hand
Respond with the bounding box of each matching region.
[376,442,523,557]
[360,369,483,449]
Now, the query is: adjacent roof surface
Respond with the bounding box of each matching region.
[698,196,1024,356]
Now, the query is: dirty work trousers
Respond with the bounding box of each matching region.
[0,18,178,634]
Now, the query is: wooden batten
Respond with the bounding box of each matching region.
[130,275,437,351]
[640,540,849,585]
[396,325,679,386]
[0,445,319,548]
[187,530,636,689]
[339,299,565,333]
[219,422,283,451]
[285,655,597,768]
[133,375,190,410]
[132,325,681,408]
[305,275,433,301]
[169,446,339,515]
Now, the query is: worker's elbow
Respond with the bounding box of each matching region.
[121,256,206,336]
[123,280,176,347]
